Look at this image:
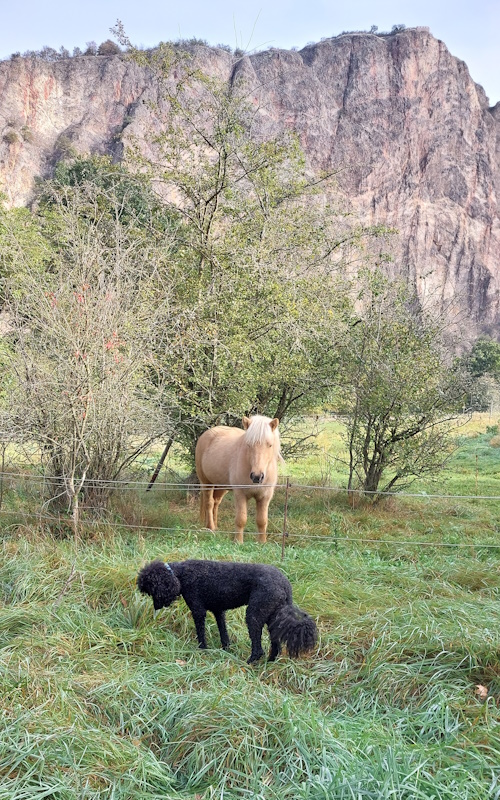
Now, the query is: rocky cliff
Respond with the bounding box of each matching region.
[1,27,499,337]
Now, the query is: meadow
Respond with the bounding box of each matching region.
[0,414,499,799]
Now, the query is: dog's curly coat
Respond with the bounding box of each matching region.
[137,559,318,663]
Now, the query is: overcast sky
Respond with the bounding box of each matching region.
[2,0,499,104]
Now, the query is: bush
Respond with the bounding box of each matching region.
[3,131,18,145]
[21,126,33,143]
[53,134,76,160]
[97,40,121,56]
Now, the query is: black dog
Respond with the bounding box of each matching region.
[137,559,318,663]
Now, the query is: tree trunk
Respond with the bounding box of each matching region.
[146,437,175,491]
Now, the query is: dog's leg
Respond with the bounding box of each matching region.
[245,607,265,663]
[255,496,270,544]
[191,610,208,649]
[268,637,282,662]
[234,491,247,544]
[214,610,230,650]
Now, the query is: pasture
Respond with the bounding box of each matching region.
[0,414,499,798]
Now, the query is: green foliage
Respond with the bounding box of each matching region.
[336,274,469,496]
[0,201,53,293]
[117,39,386,459]
[2,130,18,145]
[455,337,500,411]
[47,154,179,235]
[53,133,77,161]
[463,336,500,380]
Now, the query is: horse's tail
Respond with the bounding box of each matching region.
[268,603,318,658]
[195,445,206,525]
[195,463,211,527]
[199,484,209,525]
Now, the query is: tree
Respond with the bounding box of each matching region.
[335,274,469,498]
[462,337,500,380]
[114,32,386,460]
[97,40,121,56]
[3,173,175,530]
[458,336,500,412]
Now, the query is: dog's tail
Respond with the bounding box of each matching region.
[268,603,318,658]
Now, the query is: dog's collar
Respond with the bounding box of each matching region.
[164,562,174,575]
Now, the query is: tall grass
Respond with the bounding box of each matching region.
[0,414,499,798]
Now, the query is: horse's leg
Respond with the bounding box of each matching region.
[212,489,227,529]
[234,490,247,544]
[255,495,271,544]
[201,486,217,530]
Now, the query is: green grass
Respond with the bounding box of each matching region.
[0,414,499,798]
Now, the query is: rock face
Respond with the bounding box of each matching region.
[1,28,499,337]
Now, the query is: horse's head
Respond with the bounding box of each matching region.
[242,415,280,484]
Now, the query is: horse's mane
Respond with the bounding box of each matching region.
[244,415,281,454]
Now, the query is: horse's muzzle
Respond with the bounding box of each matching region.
[250,472,264,484]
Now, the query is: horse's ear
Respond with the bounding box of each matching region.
[242,417,251,430]
[270,418,279,431]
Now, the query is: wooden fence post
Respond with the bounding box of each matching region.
[281,476,290,560]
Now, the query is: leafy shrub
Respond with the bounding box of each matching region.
[97,40,121,56]
[3,131,18,145]
[53,134,76,160]
[21,126,33,143]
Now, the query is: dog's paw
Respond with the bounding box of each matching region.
[247,651,264,664]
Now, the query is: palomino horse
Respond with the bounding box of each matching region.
[195,416,281,543]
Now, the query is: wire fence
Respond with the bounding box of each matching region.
[0,468,499,553]
[1,470,500,500]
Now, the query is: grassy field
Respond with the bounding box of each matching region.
[0,414,499,798]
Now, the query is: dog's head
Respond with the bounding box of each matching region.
[137,560,181,610]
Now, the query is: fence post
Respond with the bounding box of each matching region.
[281,476,290,560]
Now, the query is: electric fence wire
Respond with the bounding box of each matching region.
[0,506,499,550]
[0,471,499,501]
